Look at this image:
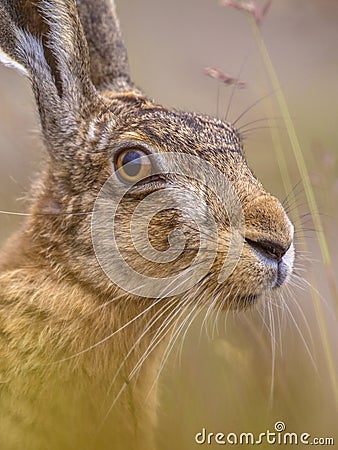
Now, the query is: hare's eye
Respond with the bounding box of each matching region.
[115,149,152,183]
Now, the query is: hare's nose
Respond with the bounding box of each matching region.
[244,194,294,258]
[245,238,289,264]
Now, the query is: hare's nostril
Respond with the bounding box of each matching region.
[245,238,288,263]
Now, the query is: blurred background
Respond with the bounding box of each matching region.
[0,0,337,448]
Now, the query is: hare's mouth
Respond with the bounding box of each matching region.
[244,238,294,290]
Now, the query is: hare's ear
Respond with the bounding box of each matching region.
[0,0,95,151]
[77,0,133,92]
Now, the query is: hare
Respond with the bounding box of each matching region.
[0,1,295,449]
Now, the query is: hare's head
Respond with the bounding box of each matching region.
[0,0,294,308]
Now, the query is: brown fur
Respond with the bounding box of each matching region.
[0,1,294,449]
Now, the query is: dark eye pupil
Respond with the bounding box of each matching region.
[122,151,142,177]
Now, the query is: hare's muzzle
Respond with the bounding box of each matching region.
[243,194,294,290]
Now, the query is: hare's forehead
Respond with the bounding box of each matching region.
[87,107,242,155]
[137,109,240,144]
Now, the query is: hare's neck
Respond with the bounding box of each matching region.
[0,266,166,449]
[0,262,167,448]
[0,264,165,374]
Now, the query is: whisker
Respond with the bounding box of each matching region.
[201,281,220,340]
[99,297,182,427]
[239,124,284,136]
[0,209,92,217]
[284,286,316,351]
[216,79,221,118]
[150,295,205,393]
[101,259,214,422]
[128,296,197,400]
[176,298,207,370]
[225,54,249,121]
[51,290,166,363]
[211,289,230,340]
[282,297,318,372]
[232,86,282,126]
[237,115,285,131]
[281,179,303,209]
[266,295,276,408]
